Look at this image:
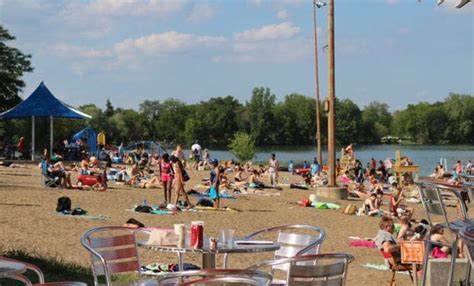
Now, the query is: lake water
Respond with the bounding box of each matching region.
[184,145,474,176]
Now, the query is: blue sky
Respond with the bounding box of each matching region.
[1,0,472,111]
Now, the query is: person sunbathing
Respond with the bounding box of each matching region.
[248,169,264,189]
[390,187,405,217]
[233,165,248,183]
[397,216,414,241]
[364,193,382,216]
[430,224,450,258]
[125,162,142,185]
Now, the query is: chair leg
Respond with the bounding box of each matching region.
[448,235,459,286]
[389,270,396,286]
[223,253,229,268]
[421,240,431,286]
[408,270,414,283]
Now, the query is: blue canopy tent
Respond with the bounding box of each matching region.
[0,82,91,160]
[71,128,97,155]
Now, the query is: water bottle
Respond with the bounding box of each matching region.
[143,199,147,206]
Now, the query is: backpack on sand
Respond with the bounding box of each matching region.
[56,197,72,213]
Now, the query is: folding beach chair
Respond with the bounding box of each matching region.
[40,160,60,188]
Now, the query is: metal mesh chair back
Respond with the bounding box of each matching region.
[247,253,354,286]
[81,226,144,286]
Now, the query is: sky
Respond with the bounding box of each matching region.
[1,0,473,112]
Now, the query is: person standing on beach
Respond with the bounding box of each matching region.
[191,140,201,170]
[171,155,193,208]
[209,159,221,209]
[17,136,26,159]
[172,144,186,168]
[268,153,279,188]
[159,153,173,204]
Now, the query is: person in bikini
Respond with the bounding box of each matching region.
[159,153,173,204]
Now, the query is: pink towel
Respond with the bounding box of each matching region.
[349,239,376,248]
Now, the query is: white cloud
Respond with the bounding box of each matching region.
[113,32,226,57]
[83,0,184,17]
[48,31,227,73]
[234,22,301,42]
[188,3,217,23]
[277,9,290,20]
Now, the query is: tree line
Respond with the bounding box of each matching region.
[1,87,473,149]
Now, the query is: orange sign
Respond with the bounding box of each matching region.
[401,241,425,264]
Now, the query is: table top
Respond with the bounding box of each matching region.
[0,260,26,278]
[139,237,280,254]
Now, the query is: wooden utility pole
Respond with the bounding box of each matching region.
[327,0,336,187]
[312,0,323,165]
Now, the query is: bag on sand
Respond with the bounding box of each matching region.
[56,196,72,213]
[343,204,358,215]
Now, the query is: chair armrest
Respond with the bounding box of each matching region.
[0,256,45,283]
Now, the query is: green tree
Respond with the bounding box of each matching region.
[139,100,161,140]
[361,101,393,143]
[154,99,188,143]
[273,94,316,145]
[442,93,474,143]
[248,87,276,145]
[111,109,144,143]
[104,99,114,117]
[0,25,33,111]
[228,132,256,162]
[186,96,241,146]
[335,98,363,145]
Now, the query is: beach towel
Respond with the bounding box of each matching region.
[312,202,340,209]
[57,213,110,220]
[189,189,236,199]
[362,263,410,275]
[349,239,376,248]
[127,207,175,215]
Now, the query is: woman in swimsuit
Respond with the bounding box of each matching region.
[159,153,173,204]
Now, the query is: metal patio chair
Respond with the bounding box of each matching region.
[223,224,325,284]
[416,181,471,286]
[247,253,354,286]
[80,226,157,286]
[0,256,86,286]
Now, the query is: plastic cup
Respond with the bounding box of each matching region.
[174,224,185,248]
[220,229,235,247]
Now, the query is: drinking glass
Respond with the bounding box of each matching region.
[220,229,235,247]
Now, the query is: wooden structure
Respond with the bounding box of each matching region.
[393,150,420,184]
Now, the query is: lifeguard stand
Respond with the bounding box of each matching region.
[392,150,419,184]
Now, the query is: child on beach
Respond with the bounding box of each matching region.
[209,159,221,209]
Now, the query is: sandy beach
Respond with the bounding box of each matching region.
[0,163,468,285]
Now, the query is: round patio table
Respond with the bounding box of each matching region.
[139,237,280,269]
[0,260,26,278]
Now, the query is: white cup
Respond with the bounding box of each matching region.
[220,229,235,247]
[174,224,185,248]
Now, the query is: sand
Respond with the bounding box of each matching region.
[0,163,466,285]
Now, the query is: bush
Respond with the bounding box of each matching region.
[228,132,255,162]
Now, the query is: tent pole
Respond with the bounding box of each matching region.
[50,115,53,156]
[31,116,35,161]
